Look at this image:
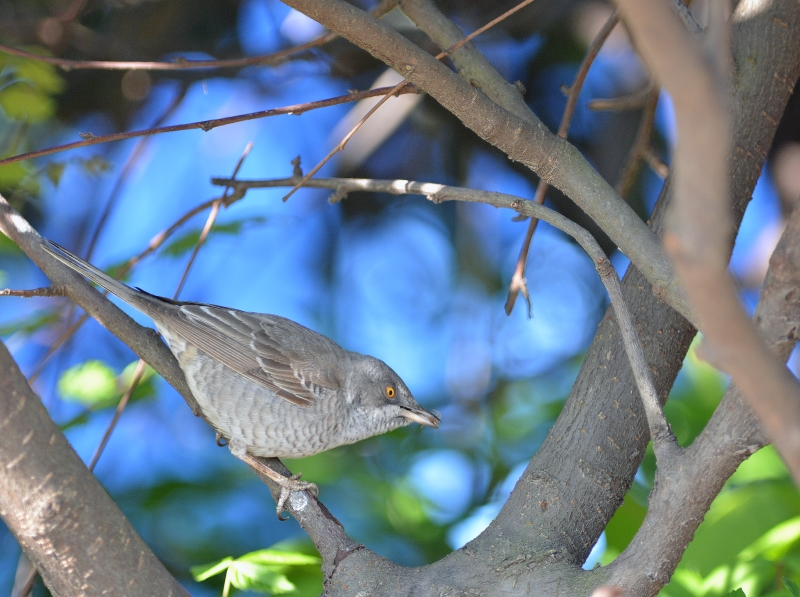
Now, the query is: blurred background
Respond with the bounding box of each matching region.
[1,0,799,595]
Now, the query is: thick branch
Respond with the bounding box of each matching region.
[617,0,800,482]
[608,193,800,597]
[485,0,800,577]
[398,0,538,125]
[0,339,189,596]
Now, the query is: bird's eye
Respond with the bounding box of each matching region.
[385,386,395,399]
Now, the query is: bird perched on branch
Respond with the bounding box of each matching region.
[42,240,439,517]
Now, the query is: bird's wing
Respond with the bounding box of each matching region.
[159,304,340,407]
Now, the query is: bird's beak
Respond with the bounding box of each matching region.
[400,405,440,428]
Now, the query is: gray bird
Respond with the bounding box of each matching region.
[42,240,439,517]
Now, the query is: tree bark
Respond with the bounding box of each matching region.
[0,340,189,597]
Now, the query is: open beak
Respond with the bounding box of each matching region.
[400,405,440,428]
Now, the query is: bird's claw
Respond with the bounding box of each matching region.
[274,473,319,520]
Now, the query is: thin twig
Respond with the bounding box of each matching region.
[588,82,655,112]
[27,313,89,385]
[0,286,66,297]
[174,142,253,297]
[505,10,620,317]
[281,78,412,202]
[87,360,147,472]
[643,147,669,178]
[0,0,401,73]
[29,88,191,392]
[84,86,189,262]
[0,86,419,167]
[0,33,336,72]
[615,86,660,198]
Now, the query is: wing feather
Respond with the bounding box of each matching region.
[154,304,342,407]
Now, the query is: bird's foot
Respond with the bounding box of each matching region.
[274,473,319,520]
[227,441,318,520]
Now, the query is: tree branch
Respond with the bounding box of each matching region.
[0,339,189,596]
[607,192,800,596]
[0,86,420,167]
[617,0,800,482]
[216,173,676,457]
[281,0,694,323]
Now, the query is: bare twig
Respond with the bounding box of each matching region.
[505,10,620,316]
[0,286,66,298]
[174,143,252,296]
[0,0,401,73]
[588,82,655,111]
[87,360,148,472]
[0,35,336,72]
[282,78,412,202]
[643,147,669,179]
[0,86,419,167]
[400,0,537,124]
[84,86,189,262]
[615,86,660,198]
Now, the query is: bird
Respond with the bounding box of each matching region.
[42,240,440,517]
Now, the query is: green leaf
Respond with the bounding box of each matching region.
[120,360,157,402]
[723,589,746,597]
[190,556,233,582]
[730,447,790,485]
[0,82,57,122]
[13,56,65,95]
[227,561,295,593]
[45,162,67,187]
[192,546,320,594]
[77,155,112,176]
[0,310,60,337]
[239,549,320,567]
[0,162,28,188]
[784,578,800,597]
[680,480,800,575]
[161,217,266,258]
[739,517,800,562]
[58,360,117,406]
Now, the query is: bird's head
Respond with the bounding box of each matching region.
[343,354,440,440]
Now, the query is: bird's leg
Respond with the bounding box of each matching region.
[227,438,318,520]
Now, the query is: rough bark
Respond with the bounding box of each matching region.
[0,340,189,597]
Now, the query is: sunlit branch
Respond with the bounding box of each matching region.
[215,173,678,456]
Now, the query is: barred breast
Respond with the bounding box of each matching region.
[160,328,342,459]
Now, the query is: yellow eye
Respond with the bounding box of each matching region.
[385,386,395,399]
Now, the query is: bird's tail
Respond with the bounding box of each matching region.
[42,240,153,311]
